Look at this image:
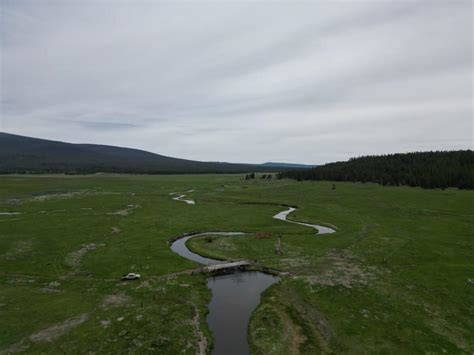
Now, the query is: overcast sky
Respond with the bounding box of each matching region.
[1,0,472,164]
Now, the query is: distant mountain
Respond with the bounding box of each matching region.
[261,162,316,169]
[0,132,284,174]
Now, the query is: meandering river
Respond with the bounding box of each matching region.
[169,193,335,354]
[273,206,336,235]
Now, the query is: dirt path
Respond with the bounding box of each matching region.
[192,308,208,355]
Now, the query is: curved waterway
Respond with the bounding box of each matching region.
[171,232,247,265]
[169,191,196,205]
[171,232,279,354]
[273,206,336,234]
[169,203,335,354]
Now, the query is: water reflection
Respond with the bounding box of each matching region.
[207,271,278,355]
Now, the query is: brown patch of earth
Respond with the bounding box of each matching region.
[65,243,97,270]
[192,308,208,355]
[283,287,333,353]
[100,293,131,309]
[0,340,29,355]
[282,309,307,355]
[2,240,32,261]
[107,205,139,216]
[29,314,89,343]
[100,319,111,328]
[300,250,377,289]
[250,285,334,354]
[31,191,84,202]
[41,281,61,293]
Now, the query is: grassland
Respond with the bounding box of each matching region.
[0,174,473,353]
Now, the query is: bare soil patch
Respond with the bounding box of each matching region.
[100,293,131,309]
[192,308,208,355]
[65,243,97,269]
[29,314,89,343]
[107,204,139,216]
[0,340,29,355]
[31,191,84,202]
[302,250,377,289]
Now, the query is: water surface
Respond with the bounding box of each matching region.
[170,232,247,265]
[169,205,335,354]
[170,232,278,355]
[207,271,278,355]
[273,206,335,234]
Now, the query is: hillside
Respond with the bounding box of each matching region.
[0,132,282,174]
[279,151,474,189]
[261,162,316,169]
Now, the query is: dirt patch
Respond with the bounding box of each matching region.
[31,190,121,202]
[31,191,84,202]
[281,308,307,355]
[65,243,97,269]
[0,340,29,354]
[107,204,139,216]
[427,313,472,352]
[2,240,32,260]
[283,287,333,353]
[100,319,111,328]
[251,285,334,354]
[29,313,89,343]
[192,308,208,355]
[302,250,376,289]
[100,293,131,309]
[41,281,61,293]
[255,232,273,239]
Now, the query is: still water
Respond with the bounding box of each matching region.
[170,232,279,354]
[207,271,278,354]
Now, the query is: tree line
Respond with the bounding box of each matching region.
[278,150,474,189]
[245,173,273,180]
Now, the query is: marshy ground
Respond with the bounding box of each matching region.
[0,174,472,353]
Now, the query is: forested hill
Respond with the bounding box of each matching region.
[279,151,474,189]
[0,132,282,174]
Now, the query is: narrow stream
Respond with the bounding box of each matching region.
[273,206,336,234]
[169,197,335,354]
[170,232,279,355]
[170,232,247,265]
[206,271,278,355]
[169,192,196,205]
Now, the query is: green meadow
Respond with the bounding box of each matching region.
[0,174,472,353]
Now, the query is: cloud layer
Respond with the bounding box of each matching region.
[1,0,472,164]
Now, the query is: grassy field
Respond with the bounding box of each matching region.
[0,174,473,353]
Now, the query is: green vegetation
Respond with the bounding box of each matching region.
[1,174,473,353]
[279,150,474,189]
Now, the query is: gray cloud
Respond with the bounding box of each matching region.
[0,0,472,164]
